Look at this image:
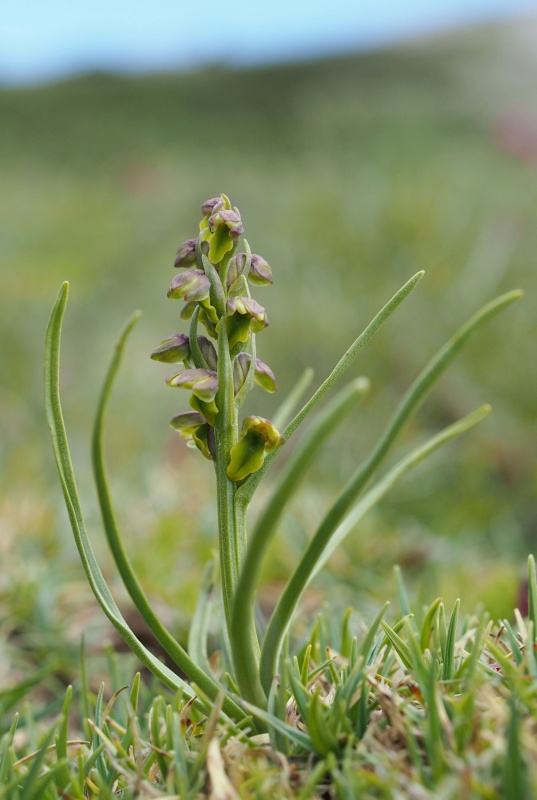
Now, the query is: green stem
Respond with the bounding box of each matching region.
[230,378,369,706]
[189,307,209,369]
[215,316,240,628]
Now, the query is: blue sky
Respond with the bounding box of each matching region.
[1,0,537,85]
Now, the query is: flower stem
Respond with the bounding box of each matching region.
[215,319,240,628]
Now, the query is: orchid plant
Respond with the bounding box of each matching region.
[45,194,521,727]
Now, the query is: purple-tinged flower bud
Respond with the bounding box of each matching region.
[227,252,250,290]
[174,239,197,268]
[151,334,190,364]
[192,423,216,460]
[168,269,210,303]
[169,411,206,437]
[201,197,223,217]
[249,254,273,286]
[197,336,217,371]
[233,352,251,395]
[232,353,276,394]
[253,358,277,392]
[166,368,219,403]
[225,296,268,348]
[227,416,283,481]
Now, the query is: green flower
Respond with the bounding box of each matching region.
[166,368,219,403]
[191,423,215,460]
[227,416,283,481]
[189,394,219,426]
[225,296,268,349]
[233,353,277,394]
[169,411,206,437]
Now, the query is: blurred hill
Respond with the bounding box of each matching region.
[1,16,536,623]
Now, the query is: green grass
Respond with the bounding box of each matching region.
[2,562,537,799]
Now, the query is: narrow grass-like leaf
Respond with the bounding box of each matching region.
[528,555,537,641]
[504,700,528,800]
[503,620,524,667]
[289,664,312,725]
[237,270,424,506]
[423,657,445,783]
[92,682,108,782]
[45,284,200,700]
[295,758,329,800]
[129,672,141,714]
[188,559,217,677]
[442,599,461,681]
[361,603,391,666]
[307,692,340,756]
[420,598,442,653]
[525,622,537,680]
[45,283,245,723]
[0,713,18,785]
[380,621,413,670]
[340,608,353,660]
[92,306,243,721]
[257,290,520,686]
[438,603,447,663]
[255,295,524,689]
[369,615,408,671]
[338,656,365,708]
[240,701,314,751]
[355,676,370,739]
[54,685,72,792]
[19,723,57,800]
[300,645,313,686]
[457,619,492,687]
[260,405,491,691]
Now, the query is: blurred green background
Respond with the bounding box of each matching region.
[1,20,536,683]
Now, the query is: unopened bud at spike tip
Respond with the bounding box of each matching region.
[201,197,222,216]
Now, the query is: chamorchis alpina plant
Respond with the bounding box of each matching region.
[45,194,522,730]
